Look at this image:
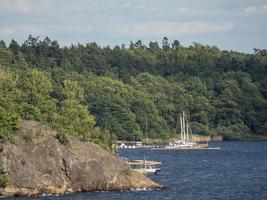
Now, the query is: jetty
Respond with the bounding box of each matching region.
[125,158,162,175]
[151,146,221,151]
[128,160,162,166]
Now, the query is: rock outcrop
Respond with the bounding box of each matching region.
[0,121,161,197]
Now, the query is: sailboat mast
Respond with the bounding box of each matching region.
[180,114,183,141]
[183,111,186,142]
[145,119,148,145]
[186,115,189,142]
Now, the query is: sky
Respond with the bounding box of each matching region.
[0,0,267,53]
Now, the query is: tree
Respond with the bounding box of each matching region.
[0,47,15,66]
[62,80,84,100]
[9,39,20,55]
[162,37,170,51]
[0,40,6,48]
[18,68,56,122]
[172,40,181,51]
[0,35,266,144]
[54,79,96,140]
[0,107,19,142]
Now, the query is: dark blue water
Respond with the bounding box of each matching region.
[9,142,267,200]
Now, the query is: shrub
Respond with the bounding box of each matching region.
[44,169,53,175]
[55,133,68,145]
[0,106,19,142]
[48,150,54,157]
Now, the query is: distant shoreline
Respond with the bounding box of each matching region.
[223,134,267,141]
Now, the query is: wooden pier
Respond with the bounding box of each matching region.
[151,146,221,151]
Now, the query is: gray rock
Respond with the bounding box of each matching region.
[0,121,161,197]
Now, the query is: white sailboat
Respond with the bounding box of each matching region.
[151,111,220,150]
[164,111,197,149]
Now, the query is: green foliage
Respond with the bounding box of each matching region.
[0,107,19,142]
[190,122,213,136]
[216,123,250,140]
[55,99,96,139]
[48,150,54,157]
[55,132,69,145]
[52,79,96,141]
[19,68,56,123]
[0,36,266,146]
[22,130,33,143]
[0,40,6,48]
[19,103,42,121]
[62,80,84,100]
[83,76,143,140]
[0,46,15,66]
[0,172,7,187]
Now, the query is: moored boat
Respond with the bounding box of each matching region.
[126,157,162,175]
[151,111,220,150]
[133,165,161,175]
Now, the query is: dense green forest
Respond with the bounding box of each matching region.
[0,36,266,146]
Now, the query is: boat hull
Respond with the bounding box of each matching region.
[133,168,161,175]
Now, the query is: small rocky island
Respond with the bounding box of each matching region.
[0,121,161,197]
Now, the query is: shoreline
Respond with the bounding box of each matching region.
[136,134,267,145]
[0,184,164,198]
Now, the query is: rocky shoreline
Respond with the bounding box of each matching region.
[0,121,162,197]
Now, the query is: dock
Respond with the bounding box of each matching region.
[127,159,162,175]
[128,160,162,166]
[151,147,221,151]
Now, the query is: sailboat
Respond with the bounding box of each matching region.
[151,111,221,150]
[164,111,199,149]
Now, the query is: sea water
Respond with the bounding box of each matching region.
[8,141,267,200]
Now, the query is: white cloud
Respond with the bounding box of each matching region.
[120,3,158,13]
[244,4,267,14]
[108,21,235,37]
[0,0,49,13]
[136,5,158,12]
[0,25,47,37]
[0,23,93,38]
[0,27,15,37]
[176,7,190,13]
[121,3,132,8]
[0,0,28,12]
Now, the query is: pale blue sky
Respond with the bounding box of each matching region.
[0,0,267,52]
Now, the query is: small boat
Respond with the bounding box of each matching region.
[127,157,161,175]
[133,165,161,175]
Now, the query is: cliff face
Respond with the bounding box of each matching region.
[0,121,161,197]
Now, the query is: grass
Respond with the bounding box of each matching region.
[44,169,53,176]
[22,130,33,143]
[48,150,54,157]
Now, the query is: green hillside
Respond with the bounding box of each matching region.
[0,36,266,144]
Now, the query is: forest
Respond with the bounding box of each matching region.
[0,36,266,147]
